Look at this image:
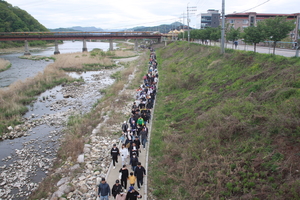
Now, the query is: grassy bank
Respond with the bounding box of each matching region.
[0,58,11,72]
[149,41,300,199]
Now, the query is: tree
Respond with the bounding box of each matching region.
[243,23,266,52]
[226,27,241,48]
[260,16,295,54]
[209,27,221,45]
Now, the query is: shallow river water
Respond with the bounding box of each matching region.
[0,40,118,199]
[0,40,116,87]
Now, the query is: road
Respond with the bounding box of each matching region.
[202,41,299,57]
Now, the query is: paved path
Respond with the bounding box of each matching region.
[105,98,155,200]
[200,41,299,57]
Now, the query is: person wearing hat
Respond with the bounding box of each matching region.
[125,186,142,200]
[112,179,123,199]
[134,162,146,190]
[111,144,120,169]
[98,178,111,200]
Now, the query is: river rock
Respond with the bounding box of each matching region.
[77,154,84,163]
[57,177,70,187]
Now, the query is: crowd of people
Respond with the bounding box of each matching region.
[98,47,158,200]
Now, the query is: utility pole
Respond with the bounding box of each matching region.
[187,3,197,43]
[295,14,300,57]
[180,12,186,40]
[220,0,225,54]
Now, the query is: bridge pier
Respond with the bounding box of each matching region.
[54,40,60,55]
[109,39,113,51]
[82,39,88,52]
[134,39,138,51]
[24,40,31,55]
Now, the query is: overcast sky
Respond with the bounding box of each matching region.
[7,0,300,30]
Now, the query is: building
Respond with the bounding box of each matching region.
[225,12,300,41]
[201,9,220,29]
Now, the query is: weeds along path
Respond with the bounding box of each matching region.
[28,51,152,199]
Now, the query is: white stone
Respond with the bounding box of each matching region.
[77,154,84,163]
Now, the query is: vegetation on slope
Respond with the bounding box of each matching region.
[0,0,49,48]
[149,41,300,199]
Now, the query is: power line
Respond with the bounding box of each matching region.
[240,0,271,13]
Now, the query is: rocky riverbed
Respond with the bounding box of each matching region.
[0,61,137,199]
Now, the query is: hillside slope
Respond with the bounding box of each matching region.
[149,42,300,199]
[0,0,48,32]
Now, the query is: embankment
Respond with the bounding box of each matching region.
[149,41,300,199]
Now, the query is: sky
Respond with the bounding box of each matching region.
[6,0,300,30]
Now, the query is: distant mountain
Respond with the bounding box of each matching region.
[0,0,48,32]
[130,22,192,33]
[70,26,103,32]
[48,28,78,32]
[49,27,124,32]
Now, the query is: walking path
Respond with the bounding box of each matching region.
[101,48,158,200]
[197,41,299,57]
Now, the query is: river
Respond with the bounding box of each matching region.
[0,40,116,88]
[0,40,118,199]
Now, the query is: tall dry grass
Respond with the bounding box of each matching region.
[0,58,11,71]
[53,52,114,70]
[112,50,137,57]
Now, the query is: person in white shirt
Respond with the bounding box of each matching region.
[120,144,129,165]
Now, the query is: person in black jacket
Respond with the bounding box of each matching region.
[134,162,146,190]
[111,144,120,169]
[112,179,123,199]
[130,153,139,171]
[121,121,128,133]
[125,186,142,200]
[119,165,129,191]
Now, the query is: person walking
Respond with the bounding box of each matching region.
[116,192,126,200]
[129,142,139,158]
[120,144,129,166]
[140,127,148,150]
[98,178,111,200]
[122,121,128,133]
[134,162,146,190]
[112,179,123,199]
[111,144,120,169]
[128,172,136,187]
[130,153,139,172]
[119,165,129,191]
[125,186,142,200]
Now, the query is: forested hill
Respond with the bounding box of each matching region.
[0,0,48,32]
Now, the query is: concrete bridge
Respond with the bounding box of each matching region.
[0,32,162,55]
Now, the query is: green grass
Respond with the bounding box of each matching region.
[149,41,300,199]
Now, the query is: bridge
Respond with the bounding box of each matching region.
[0,32,162,55]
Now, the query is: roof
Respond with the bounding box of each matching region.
[226,12,300,17]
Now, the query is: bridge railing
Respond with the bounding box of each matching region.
[0,31,162,37]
